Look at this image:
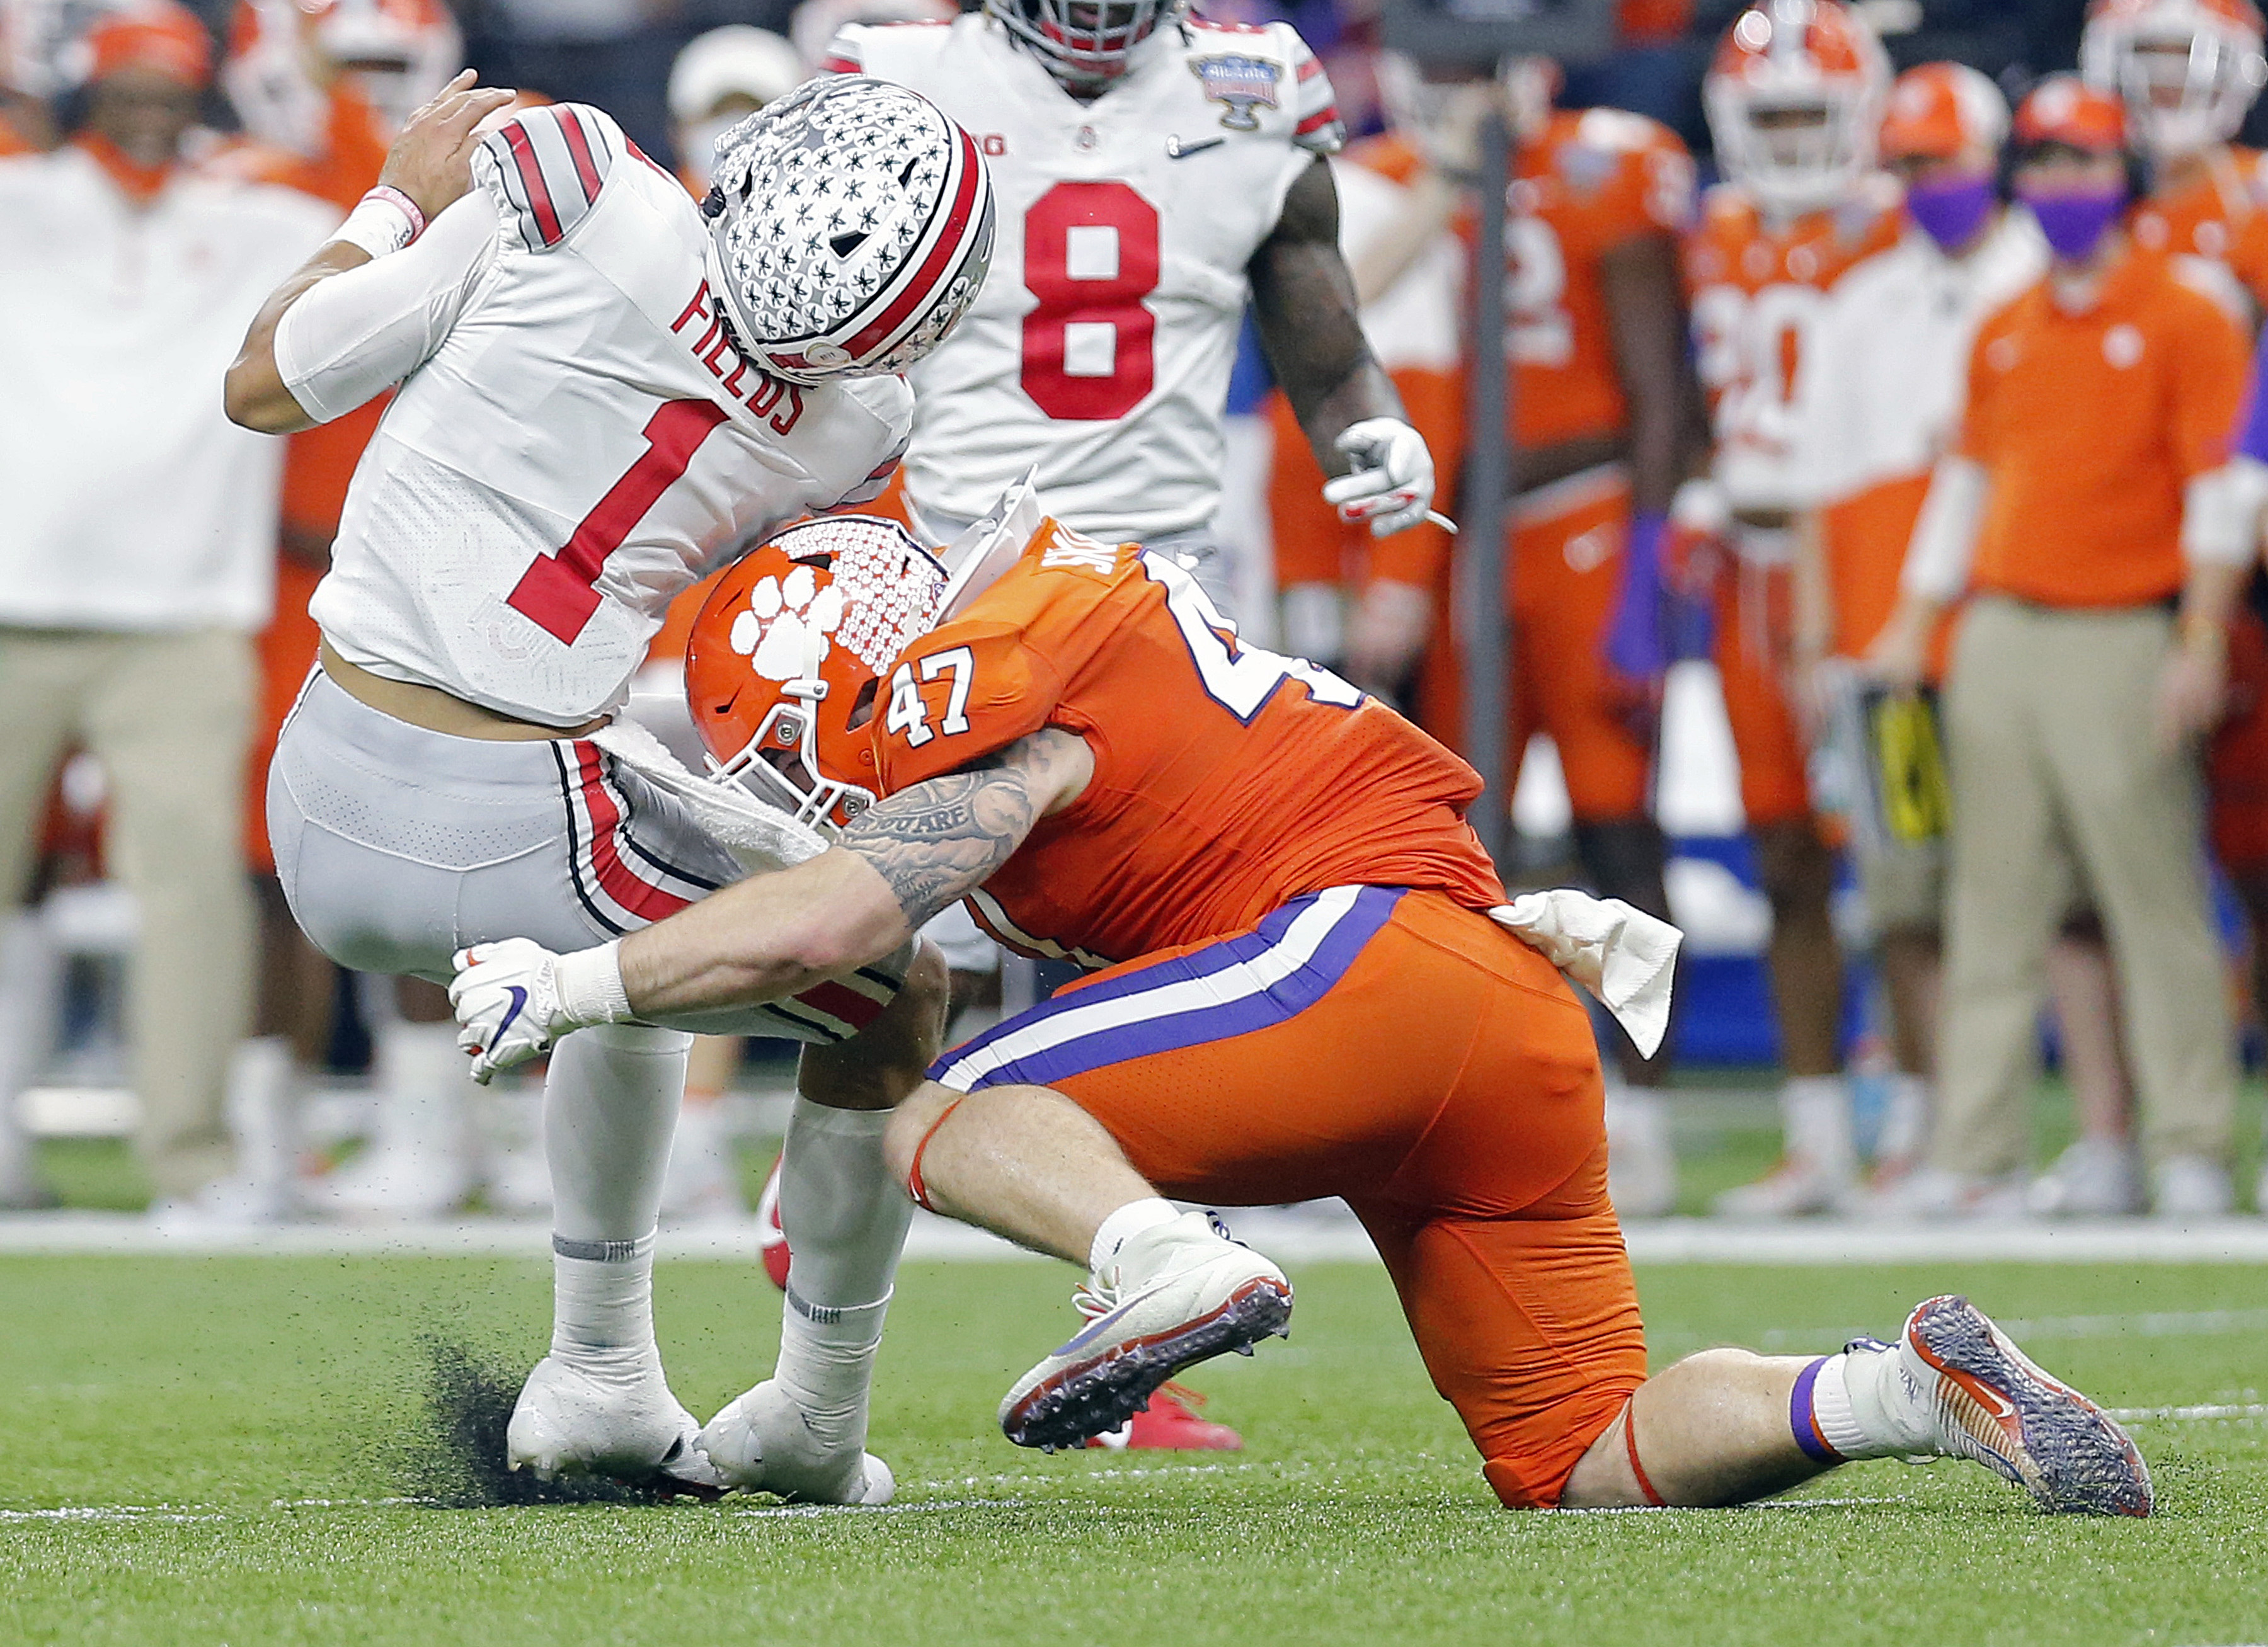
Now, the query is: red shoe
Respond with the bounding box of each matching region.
[755,1153,790,1292]
[1084,1383,1242,1451]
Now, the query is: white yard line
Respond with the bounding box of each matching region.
[6,1209,2268,1262]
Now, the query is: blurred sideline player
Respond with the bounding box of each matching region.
[212,0,483,1221]
[226,74,989,1499]
[820,0,1441,617]
[1307,56,1707,1216]
[1785,66,2145,1218]
[2083,0,2268,1209]
[1263,59,1463,705]
[1684,0,1898,1216]
[453,506,2155,1518]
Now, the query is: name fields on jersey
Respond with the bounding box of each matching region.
[668,280,805,436]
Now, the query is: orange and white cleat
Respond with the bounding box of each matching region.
[755,1151,791,1292]
[1900,1294,2153,1516]
[1085,1382,1243,1451]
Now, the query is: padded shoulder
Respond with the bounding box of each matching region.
[474,103,626,253]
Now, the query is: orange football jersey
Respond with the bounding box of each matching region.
[2130,146,2268,316]
[870,521,1507,967]
[1684,178,1903,507]
[1499,107,1697,450]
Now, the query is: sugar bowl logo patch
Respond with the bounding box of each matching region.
[1192,54,1280,131]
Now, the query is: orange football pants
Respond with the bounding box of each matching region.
[2210,608,2268,874]
[1713,559,1814,828]
[980,889,1647,1508]
[1506,472,1653,821]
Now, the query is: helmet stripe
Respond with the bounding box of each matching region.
[841,125,985,362]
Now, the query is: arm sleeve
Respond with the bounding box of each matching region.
[1899,454,1990,603]
[272,190,498,425]
[2182,462,2265,566]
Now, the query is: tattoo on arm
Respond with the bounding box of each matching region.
[839,728,1084,931]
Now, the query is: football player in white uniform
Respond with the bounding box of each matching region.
[224,71,995,1502]
[822,0,1437,606]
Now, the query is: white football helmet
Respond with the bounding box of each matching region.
[2082,0,2268,159]
[1705,0,1891,216]
[983,0,1185,91]
[704,74,995,386]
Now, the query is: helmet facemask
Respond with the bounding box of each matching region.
[984,0,1181,91]
[2091,18,2268,158]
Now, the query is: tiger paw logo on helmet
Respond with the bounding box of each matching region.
[731,565,847,683]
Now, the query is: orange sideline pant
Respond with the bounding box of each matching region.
[1713,559,1813,828]
[2211,607,2268,874]
[931,887,1647,1507]
[1508,472,1652,821]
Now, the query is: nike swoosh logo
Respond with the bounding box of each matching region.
[1166,137,1223,160]
[496,986,529,1041]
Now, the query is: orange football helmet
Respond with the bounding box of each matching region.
[1879,61,2010,162]
[2083,0,2267,157]
[1705,0,1891,214]
[687,515,948,832]
[2013,74,2131,154]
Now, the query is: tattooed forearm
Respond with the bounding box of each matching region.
[839,728,1088,930]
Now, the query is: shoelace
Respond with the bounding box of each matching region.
[1070,1211,1245,1323]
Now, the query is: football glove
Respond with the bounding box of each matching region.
[449,937,633,1083]
[1323,418,1436,539]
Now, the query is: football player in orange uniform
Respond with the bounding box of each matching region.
[1684,0,1900,1216]
[2083,0,2268,1209]
[450,506,2153,1516]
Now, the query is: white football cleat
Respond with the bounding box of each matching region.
[694,1379,895,1505]
[2026,1136,2143,1219]
[999,1211,1292,1452]
[1898,1294,2153,1517]
[507,1354,727,1495]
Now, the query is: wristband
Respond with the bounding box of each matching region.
[332,186,423,261]
[554,940,635,1028]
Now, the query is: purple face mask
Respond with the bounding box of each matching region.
[2019,185,2128,262]
[1904,173,1996,252]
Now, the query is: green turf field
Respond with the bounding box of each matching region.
[3,1255,2264,1646]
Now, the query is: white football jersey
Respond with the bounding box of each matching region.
[1791,211,2045,510]
[827,13,1340,541]
[285,104,910,727]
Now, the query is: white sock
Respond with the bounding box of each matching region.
[544,1023,689,1370]
[549,1229,660,1376]
[545,1023,690,1242]
[376,1021,474,1157]
[1089,1197,1181,1280]
[1780,1075,1855,1175]
[1811,1343,1935,1460]
[225,1034,299,1197]
[773,1099,913,1425]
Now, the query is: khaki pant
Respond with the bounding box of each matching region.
[1934,598,2236,1174]
[0,628,255,1197]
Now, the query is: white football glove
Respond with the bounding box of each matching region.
[448,937,633,1083]
[1322,418,1436,539]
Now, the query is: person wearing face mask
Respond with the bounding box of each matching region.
[1789,64,2146,1222]
[0,1,338,1226]
[1868,76,2254,1220]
